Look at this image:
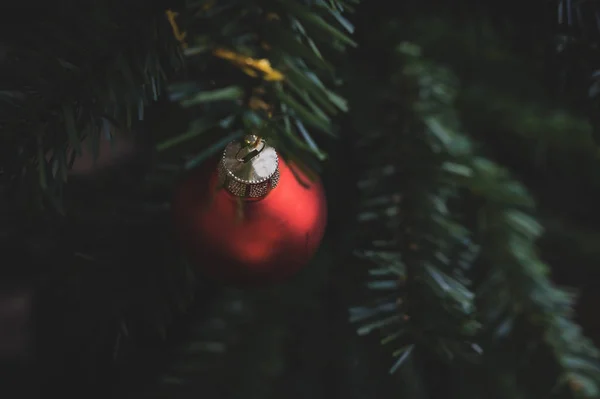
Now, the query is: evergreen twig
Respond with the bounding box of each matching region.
[165,0,356,169]
[0,1,182,204]
[352,41,600,398]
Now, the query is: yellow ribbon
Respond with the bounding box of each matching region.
[166,10,188,48]
[213,48,285,82]
[166,8,284,82]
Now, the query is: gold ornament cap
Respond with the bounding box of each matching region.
[217,135,280,199]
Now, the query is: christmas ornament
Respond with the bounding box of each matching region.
[172,135,327,285]
[68,128,136,177]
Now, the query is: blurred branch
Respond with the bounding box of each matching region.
[0,1,182,207]
[349,42,481,374]
[402,43,600,398]
[351,40,600,398]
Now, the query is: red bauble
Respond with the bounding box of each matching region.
[68,130,136,177]
[172,149,327,285]
[46,129,137,178]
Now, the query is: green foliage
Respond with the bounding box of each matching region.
[351,41,600,398]
[350,62,481,374]
[0,2,182,207]
[164,0,356,170]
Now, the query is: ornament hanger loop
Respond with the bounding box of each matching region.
[219,135,280,199]
[236,134,266,163]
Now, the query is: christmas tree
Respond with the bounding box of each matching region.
[2,0,600,398]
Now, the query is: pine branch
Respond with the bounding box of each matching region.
[402,16,600,161]
[350,28,600,395]
[350,102,481,372]
[0,2,182,207]
[399,15,600,225]
[349,43,481,375]
[164,0,356,169]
